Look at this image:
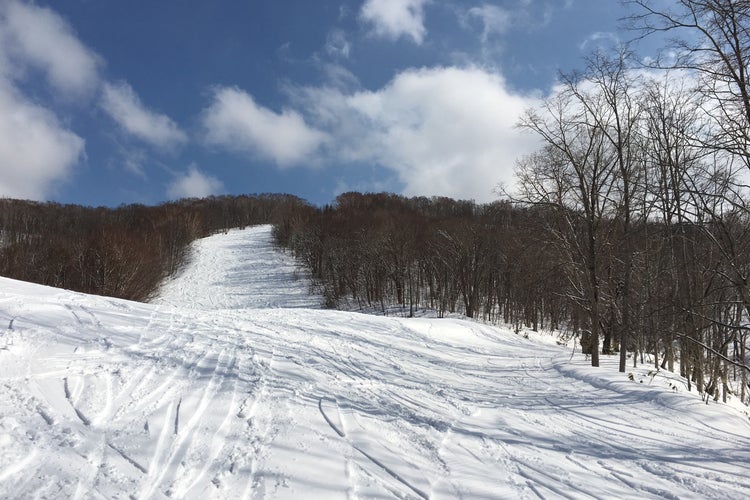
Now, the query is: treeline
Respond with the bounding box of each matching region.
[274,192,566,324]
[0,194,307,301]
[275,190,750,405]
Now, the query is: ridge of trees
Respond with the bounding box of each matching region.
[274,192,565,324]
[0,194,309,301]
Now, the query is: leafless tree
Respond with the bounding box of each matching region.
[628,0,750,168]
[516,78,626,366]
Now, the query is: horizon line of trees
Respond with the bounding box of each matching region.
[0,194,308,301]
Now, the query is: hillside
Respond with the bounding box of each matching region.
[1,225,749,499]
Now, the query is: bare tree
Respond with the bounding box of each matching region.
[516,80,624,367]
[574,48,645,371]
[628,0,750,168]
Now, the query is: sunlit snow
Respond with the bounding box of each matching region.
[1,225,749,499]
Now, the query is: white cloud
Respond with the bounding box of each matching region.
[320,63,360,91]
[460,0,567,41]
[579,31,620,51]
[467,4,511,43]
[114,146,148,178]
[202,86,327,167]
[360,0,431,44]
[296,66,540,202]
[167,165,223,199]
[100,82,187,150]
[0,0,100,96]
[325,29,351,59]
[0,1,188,196]
[0,79,84,200]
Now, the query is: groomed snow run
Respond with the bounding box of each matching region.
[1,224,749,499]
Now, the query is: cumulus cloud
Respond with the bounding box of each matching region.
[0,0,100,96]
[360,0,431,44]
[167,165,224,199]
[0,79,84,199]
[0,1,90,199]
[0,1,191,196]
[202,86,327,167]
[296,66,540,202]
[101,82,187,150]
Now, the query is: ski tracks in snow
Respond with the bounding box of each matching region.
[0,288,274,498]
[2,225,750,499]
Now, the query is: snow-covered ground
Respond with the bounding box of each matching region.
[154,227,322,311]
[1,225,749,499]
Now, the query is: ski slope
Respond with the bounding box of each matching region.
[1,225,749,499]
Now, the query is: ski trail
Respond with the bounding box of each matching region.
[63,377,91,426]
[92,370,114,427]
[236,353,272,500]
[143,399,176,492]
[154,225,322,310]
[140,348,232,497]
[318,397,360,499]
[319,398,429,500]
[173,353,240,497]
[107,442,148,474]
[3,226,750,499]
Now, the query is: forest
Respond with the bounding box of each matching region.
[0,194,307,302]
[273,191,749,405]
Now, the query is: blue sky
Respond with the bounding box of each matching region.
[0,0,651,207]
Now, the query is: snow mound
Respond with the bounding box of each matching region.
[0,225,748,499]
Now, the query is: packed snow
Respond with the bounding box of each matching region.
[154,227,322,311]
[1,224,749,499]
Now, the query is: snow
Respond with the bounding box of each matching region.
[154,226,322,310]
[0,224,749,499]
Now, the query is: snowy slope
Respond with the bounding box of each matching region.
[1,225,749,499]
[154,226,322,310]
